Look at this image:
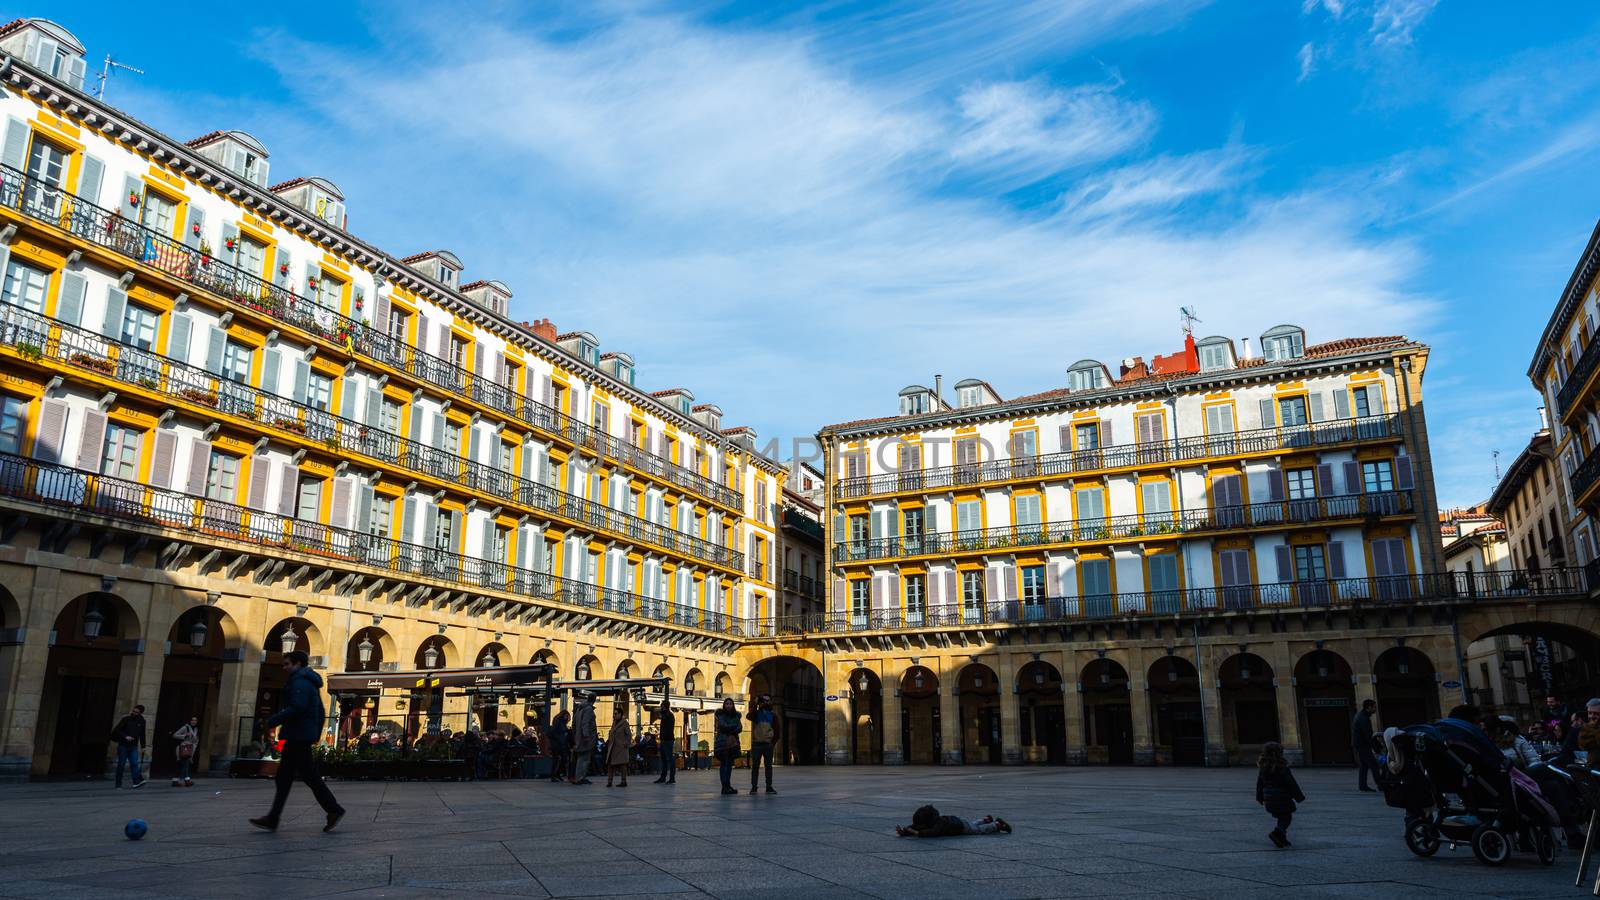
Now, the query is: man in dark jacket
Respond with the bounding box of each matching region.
[570,693,597,785]
[110,704,147,788]
[653,696,676,785]
[1351,699,1379,792]
[251,651,344,832]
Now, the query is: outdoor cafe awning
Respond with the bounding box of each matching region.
[327,663,557,693]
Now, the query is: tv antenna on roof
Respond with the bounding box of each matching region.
[93,54,144,102]
[1180,306,1201,337]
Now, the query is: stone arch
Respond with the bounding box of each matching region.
[744,655,824,765]
[476,642,509,668]
[33,592,143,776]
[265,617,320,659]
[58,590,142,643]
[1294,649,1356,765]
[1146,655,1203,766]
[1459,603,1600,647]
[0,582,20,631]
[651,662,673,682]
[614,658,637,679]
[1080,658,1133,765]
[684,667,705,696]
[154,605,244,777]
[1016,661,1065,765]
[530,647,560,669]
[713,672,731,699]
[956,662,1000,765]
[1217,652,1279,762]
[574,654,599,681]
[414,634,456,670]
[848,667,883,765]
[899,665,941,764]
[1373,646,1438,728]
[346,626,396,672]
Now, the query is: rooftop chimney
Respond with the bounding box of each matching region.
[528,318,557,342]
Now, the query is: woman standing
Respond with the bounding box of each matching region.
[713,697,743,795]
[171,717,200,787]
[547,711,571,783]
[605,706,632,788]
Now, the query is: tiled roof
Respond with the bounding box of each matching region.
[651,388,690,397]
[0,19,28,39]
[184,130,228,148]
[692,403,722,413]
[267,177,310,192]
[830,334,1416,432]
[555,331,594,342]
[400,250,446,264]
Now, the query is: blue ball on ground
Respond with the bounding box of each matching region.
[124,818,148,840]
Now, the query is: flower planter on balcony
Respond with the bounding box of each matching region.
[178,388,219,407]
[68,353,114,374]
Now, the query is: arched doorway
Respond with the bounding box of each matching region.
[1461,622,1600,724]
[1295,649,1355,765]
[957,663,1000,765]
[36,592,142,776]
[1373,647,1438,729]
[152,606,239,777]
[0,586,20,746]
[899,666,940,764]
[1081,658,1133,765]
[745,656,824,765]
[338,627,396,745]
[252,617,317,752]
[1218,652,1279,763]
[410,636,456,739]
[848,668,883,764]
[473,642,510,733]
[1147,655,1203,766]
[713,673,731,701]
[614,659,636,680]
[1017,661,1065,765]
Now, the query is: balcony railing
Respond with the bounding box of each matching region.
[836,414,1402,499]
[1572,445,1600,505]
[833,491,1414,562]
[0,306,743,570]
[770,567,1589,635]
[1557,335,1600,419]
[0,450,751,636]
[0,164,742,511]
[781,505,826,541]
[783,570,822,599]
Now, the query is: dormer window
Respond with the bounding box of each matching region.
[186,131,271,187]
[1197,337,1233,373]
[957,386,979,408]
[0,20,88,90]
[617,362,633,385]
[679,398,691,415]
[1261,325,1306,362]
[438,264,455,286]
[1067,360,1106,392]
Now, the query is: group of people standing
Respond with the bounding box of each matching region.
[545,692,782,795]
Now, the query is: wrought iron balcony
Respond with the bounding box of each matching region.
[768,567,1589,635]
[0,164,742,511]
[1571,444,1600,507]
[836,414,1402,500]
[0,451,750,636]
[1557,334,1600,420]
[832,491,1414,563]
[781,505,826,541]
[0,306,743,570]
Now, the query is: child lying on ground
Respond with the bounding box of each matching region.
[895,804,1011,837]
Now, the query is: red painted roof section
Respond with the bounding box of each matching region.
[0,19,27,39]
[267,177,309,192]
[184,130,228,148]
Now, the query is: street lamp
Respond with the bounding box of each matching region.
[357,635,374,668]
[578,660,592,680]
[481,649,497,668]
[913,672,924,690]
[83,604,104,640]
[972,675,982,690]
[1035,670,1045,686]
[857,674,870,693]
[189,616,208,650]
[279,627,299,655]
[423,643,440,669]
[1239,662,1252,680]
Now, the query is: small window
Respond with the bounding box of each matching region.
[0,396,26,455]
[221,341,251,384]
[958,386,980,408]
[1198,342,1230,372]
[120,304,159,350]
[1261,326,1305,362]
[1,259,49,313]
[205,452,239,502]
[1069,366,1103,391]
[306,373,333,412]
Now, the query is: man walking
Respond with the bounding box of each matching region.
[110,704,147,789]
[653,695,676,785]
[747,694,779,794]
[570,692,597,785]
[251,650,345,832]
[1351,698,1380,792]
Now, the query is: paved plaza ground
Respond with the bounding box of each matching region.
[0,765,1590,899]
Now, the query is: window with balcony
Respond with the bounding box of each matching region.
[295,476,323,521]
[119,304,158,351]
[1277,395,1308,427]
[387,306,408,343]
[140,191,177,237]
[433,507,454,552]
[221,341,251,385]
[904,574,925,623]
[446,423,463,457]
[0,397,24,455]
[238,237,267,280]
[1,259,48,313]
[1362,460,1394,493]
[1286,468,1316,500]
[449,336,467,370]
[315,274,342,310]
[380,399,402,434]
[304,373,331,413]
[204,452,238,502]
[1351,385,1381,417]
[25,138,67,214]
[1081,558,1112,598]
[1074,421,1100,450]
[1293,544,1326,581]
[850,579,870,624]
[101,423,139,479]
[371,495,393,538]
[961,570,984,620]
[1021,565,1046,613]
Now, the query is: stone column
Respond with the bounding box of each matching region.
[939,663,963,765]
[824,662,852,764]
[1270,641,1305,766]
[997,651,1023,765]
[1197,641,1229,766]
[210,590,270,774]
[1060,648,1086,765]
[880,671,904,765]
[1126,647,1155,765]
[1,564,50,780]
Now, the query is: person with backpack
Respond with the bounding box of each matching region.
[1256,741,1306,848]
[110,704,147,789]
[747,694,779,794]
[171,717,200,787]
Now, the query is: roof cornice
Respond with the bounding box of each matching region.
[1528,218,1600,383]
[820,341,1427,440]
[0,56,747,453]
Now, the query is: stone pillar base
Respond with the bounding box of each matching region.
[942,749,964,765]
[1284,747,1306,767]
[1204,746,1230,767]
[882,750,904,765]
[0,756,28,783]
[1133,747,1156,766]
[1067,749,1088,766]
[1001,748,1024,765]
[826,750,850,765]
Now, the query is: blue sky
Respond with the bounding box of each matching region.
[48,0,1600,507]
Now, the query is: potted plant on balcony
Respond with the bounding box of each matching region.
[68,351,114,374]
[178,386,219,407]
[15,342,42,361]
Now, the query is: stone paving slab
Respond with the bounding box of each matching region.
[0,766,1589,898]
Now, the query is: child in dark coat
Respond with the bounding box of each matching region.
[1255,741,1305,848]
[895,804,1010,837]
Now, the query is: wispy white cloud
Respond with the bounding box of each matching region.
[1297,42,1316,81]
[123,5,1434,450]
[1370,0,1437,47]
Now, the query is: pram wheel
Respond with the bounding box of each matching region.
[1471,824,1511,866]
[1404,818,1440,857]
[1533,826,1555,866]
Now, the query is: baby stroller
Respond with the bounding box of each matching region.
[1378,718,1562,866]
